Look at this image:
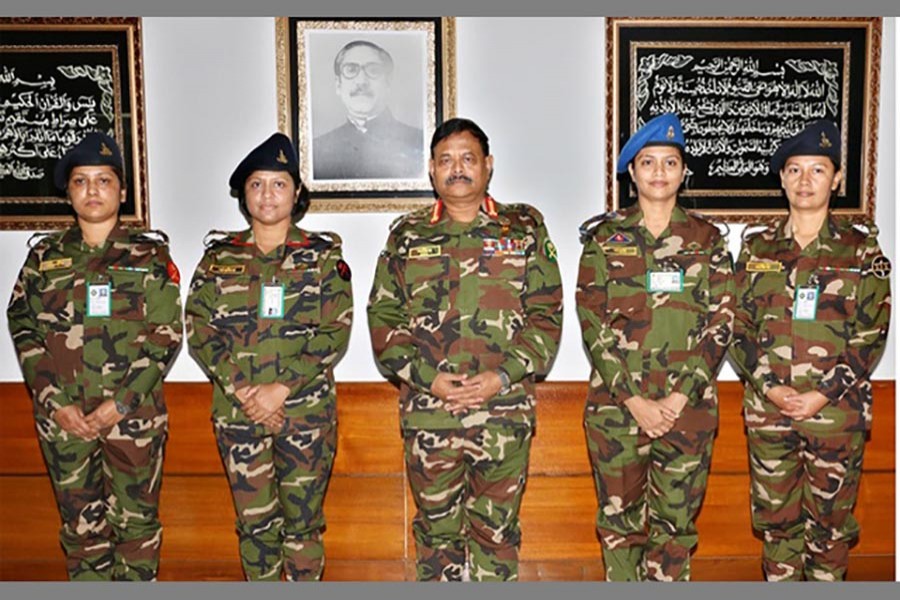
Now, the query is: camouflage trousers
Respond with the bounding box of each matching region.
[585,413,714,581]
[747,427,865,581]
[36,414,168,581]
[214,421,336,581]
[403,425,532,582]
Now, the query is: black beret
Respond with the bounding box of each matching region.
[53,132,124,190]
[770,120,841,175]
[229,133,300,192]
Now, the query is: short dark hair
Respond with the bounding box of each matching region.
[236,172,310,222]
[333,40,394,76]
[430,118,490,158]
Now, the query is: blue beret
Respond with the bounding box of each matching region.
[229,133,299,192]
[616,113,685,174]
[770,120,841,174]
[53,132,124,190]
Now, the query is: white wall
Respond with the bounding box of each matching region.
[0,17,895,383]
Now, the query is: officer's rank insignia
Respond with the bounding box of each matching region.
[409,245,441,259]
[746,261,783,272]
[209,264,246,275]
[276,149,288,164]
[336,259,352,281]
[605,232,632,245]
[870,255,891,279]
[39,257,73,271]
[99,142,113,156]
[543,240,558,263]
[602,245,639,256]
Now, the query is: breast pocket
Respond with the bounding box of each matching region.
[110,271,147,321]
[478,253,526,311]
[36,268,76,329]
[405,254,449,331]
[816,268,859,321]
[212,274,253,334]
[669,252,711,312]
[283,267,322,325]
[605,254,647,319]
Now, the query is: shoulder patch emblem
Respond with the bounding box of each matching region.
[606,232,632,245]
[543,240,558,263]
[336,259,352,282]
[39,257,73,271]
[167,260,181,283]
[870,255,891,280]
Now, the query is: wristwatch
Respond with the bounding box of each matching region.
[497,369,511,395]
[114,401,129,417]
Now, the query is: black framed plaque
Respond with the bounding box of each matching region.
[606,17,881,223]
[0,17,149,230]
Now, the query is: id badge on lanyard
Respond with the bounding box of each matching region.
[260,281,285,319]
[793,285,819,321]
[87,282,111,317]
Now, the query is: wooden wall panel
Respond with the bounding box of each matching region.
[0,380,893,581]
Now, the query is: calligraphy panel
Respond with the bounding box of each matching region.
[0,17,148,230]
[607,18,881,222]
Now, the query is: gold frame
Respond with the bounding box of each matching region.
[0,17,149,231]
[276,17,457,213]
[606,17,881,223]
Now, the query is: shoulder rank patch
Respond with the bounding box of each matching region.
[408,245,441,259]
[39,257,72,271]
[167,260,181,283]
[746,260,783,272]
[543,240,558,262]
[209,264,246,275]
[336,259,352,281]
[870,255,891,279]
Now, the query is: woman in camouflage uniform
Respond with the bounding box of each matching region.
[7,132,183,580]
[730,120,891,581]
[576,113,735,581]
[185,133,353,581]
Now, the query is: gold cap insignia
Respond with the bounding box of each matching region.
[276,149,288,164]
[99,142,113,156]
[819,131,832,149]
[666,125,675,140]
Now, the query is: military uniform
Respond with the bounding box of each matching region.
[576,203,735,581]
[730,216,891,580]
[7,222,183,580]
[367,196,563,581]
[185,224,352,580]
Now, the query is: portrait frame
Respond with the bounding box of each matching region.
[0,16,149,231]
[606,17,881,223]
[276,17,456,213]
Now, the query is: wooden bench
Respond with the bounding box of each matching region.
[0,381,893,581]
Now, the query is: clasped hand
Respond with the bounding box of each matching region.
[236,383,290,433]
[431,371,503,416]
[624,392,689,439]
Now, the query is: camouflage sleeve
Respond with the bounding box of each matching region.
[816,235,892,402]
[185,250,249,400]
[729,241,783,398]
[497,221,563,383]
[278,244,353,396]
[575,235,644,404]
[673,232,735,400]
[113,244,184,414]
[6,248,73,417]
[367,232,438,393]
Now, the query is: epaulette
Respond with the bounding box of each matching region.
[850,220,879,238]
[27,231,54,249]
[741,223,771,242]
[389,206,430,231]
[687,210,730,238]
[506,203,545,226]
[309,230,343,248]
[579,213,615,244]
[203,229,233,248]
[133,229,169,245]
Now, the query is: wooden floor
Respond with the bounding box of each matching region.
[0,380,894,581]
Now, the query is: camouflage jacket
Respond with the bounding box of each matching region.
[367,197,563,430]
[185,225,352,433]
[576,204,735,432]
[7,222,183,422]
[730,215,891,433]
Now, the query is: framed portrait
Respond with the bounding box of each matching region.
[0,17,149,231]
[276,17,456,212]
[606,17,881,223]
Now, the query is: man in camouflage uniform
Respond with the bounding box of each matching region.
[7,132,183,580]
[186,133,352,581]
[730,120,891,581]
[576,114,735,581]
[367,118,563,581]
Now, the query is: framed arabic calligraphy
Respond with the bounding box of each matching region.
[0,17,149,230]
[606,17,881,223]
